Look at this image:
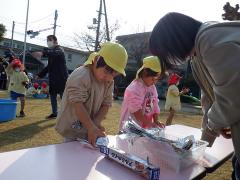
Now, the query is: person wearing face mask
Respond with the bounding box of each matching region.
[164,73,189,126]
[32,35,68,119]
[4,59,29,117]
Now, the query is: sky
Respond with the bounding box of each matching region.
[0,0,239,49]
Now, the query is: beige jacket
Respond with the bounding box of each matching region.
[55,66,113,139]
[165,85,181,111]
[5,66,29,95]
[192,21,240,156]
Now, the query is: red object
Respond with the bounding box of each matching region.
[41,82,47,89]
[33,82,39,89]
[168,73,182,85]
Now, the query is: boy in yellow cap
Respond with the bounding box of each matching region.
[55,42,128,146]
[119,56,165,131]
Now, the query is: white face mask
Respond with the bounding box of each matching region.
[15,68,20,72]
[47,41,54,48]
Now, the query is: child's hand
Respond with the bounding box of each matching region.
[181,88,190,94]
[154,121,165,129]
[141,118,156,128]
[22,81,28,86]
[87,125,106,147]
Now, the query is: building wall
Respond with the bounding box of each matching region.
[0,38,89,72]
[64,51,88,71]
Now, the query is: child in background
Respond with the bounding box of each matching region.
[40,81,49,95]
[55,42,128,146]
[165,73,189,125]
[119,56,165,131]
[5,59,29,117]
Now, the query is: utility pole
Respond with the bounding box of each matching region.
[94,0,110,51]
[27,10,58,39]
[95,0,102,51]
[102,0,110,41]
[10,21,15,50]
[23,0,30,66]
[53,10,58,36]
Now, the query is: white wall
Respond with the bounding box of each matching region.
[65,52,88,71]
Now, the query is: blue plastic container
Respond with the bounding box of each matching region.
[0,99,18,122]
[32,93,48,99]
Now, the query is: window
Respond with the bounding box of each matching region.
[3,42,10,47]
[68,54,72,60]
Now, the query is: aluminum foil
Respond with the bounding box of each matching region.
[123,118,194,151]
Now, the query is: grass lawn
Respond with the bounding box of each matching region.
[0,90,232,179]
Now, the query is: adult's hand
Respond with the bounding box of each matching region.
[31,52,43,59]
[35,75,40,80]
[220,128,231,139]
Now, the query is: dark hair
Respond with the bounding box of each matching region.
[47,35,58,42]
[149,12,202,73]
[138,68,159,78]
[96,56,115,74]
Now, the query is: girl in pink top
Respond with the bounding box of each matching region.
[119,56,165,130]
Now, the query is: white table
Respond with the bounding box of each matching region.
[166,124,234,173]
[0,135,206,180]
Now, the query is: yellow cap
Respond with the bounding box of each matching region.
[84,42,128,76]
[136,56,161,78]
[84,52,98,65]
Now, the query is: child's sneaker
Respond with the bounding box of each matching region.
[19,111,26,117]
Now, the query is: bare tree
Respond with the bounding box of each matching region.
[128,37,149,68]
[222,2,240,20]
[117,32,150,69]
[74,21,120,51]
[0,24,6,42]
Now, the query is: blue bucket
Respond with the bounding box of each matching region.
[32,93,48,99]
[0,99,18,122]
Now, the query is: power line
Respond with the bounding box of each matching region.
[5,28,85,50]
[0,13,53,26]
[15,13,53,25]
[27,13,53,24]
